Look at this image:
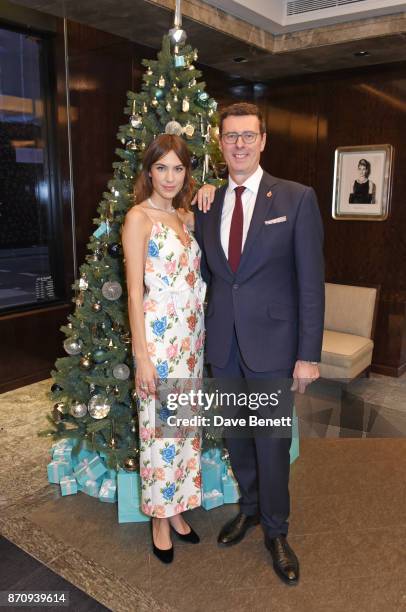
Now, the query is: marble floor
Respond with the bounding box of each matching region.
[0,376,405,612]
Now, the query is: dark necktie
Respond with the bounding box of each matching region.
[228,185,246,273]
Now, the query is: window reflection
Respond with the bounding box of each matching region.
[0,26,62,311]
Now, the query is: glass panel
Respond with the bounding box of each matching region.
[0,26,62,311]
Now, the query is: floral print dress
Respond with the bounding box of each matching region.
[139,220,206,518]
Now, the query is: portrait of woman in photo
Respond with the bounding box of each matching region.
[349,158,376,204]
[122,134,212,564]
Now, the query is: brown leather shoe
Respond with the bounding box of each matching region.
[265,535,299,585]
[217,512,260,546]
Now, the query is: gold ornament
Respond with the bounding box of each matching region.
[146,67,152,76]
[123,455,139,472]
[142,102,148,113]
[158,75,166,87]
[92,302,102,312]
[109,436,119,449]
[182,97,190,112]
[184,123,195,138]
[79,356,92,370]
[173,94,178,102]
[113,386,120,396]
[166,102,172,112]
[151,98,158,108]
[189,78,196,87]
[194,50,198,61]
[188,64,194,71]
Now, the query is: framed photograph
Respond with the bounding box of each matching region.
[332,144,394,220]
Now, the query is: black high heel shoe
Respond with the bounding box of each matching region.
[150,520,174,564]
[171,522,200,544]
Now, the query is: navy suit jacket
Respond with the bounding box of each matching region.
[194,171,325,372]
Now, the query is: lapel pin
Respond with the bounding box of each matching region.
[267,190,273,198]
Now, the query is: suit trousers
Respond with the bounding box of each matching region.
[210,326,293,538]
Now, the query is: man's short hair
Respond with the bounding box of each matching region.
[219,102,266,135]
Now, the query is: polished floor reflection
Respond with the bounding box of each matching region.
[0,377,405,611]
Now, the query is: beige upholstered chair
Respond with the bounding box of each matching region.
[320,282,379,380]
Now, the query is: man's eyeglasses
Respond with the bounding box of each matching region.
[222,131,260,145]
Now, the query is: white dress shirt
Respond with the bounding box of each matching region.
[220,165,264,257]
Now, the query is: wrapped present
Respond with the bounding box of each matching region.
[79,478,101,497]
[71,444,98,468]
[202,488,224,511]
[47,460,71,484]
[289,405,300,464]
[117,471,150,523]
[201,449,224,494]
[74,456,107,486]
[99,478,117,503]
[222,471,240,504]
[52,447,73,467]
[60,475,78,496]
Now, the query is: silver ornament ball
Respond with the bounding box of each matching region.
[113,363,131,381]
[165,120,183,136]
[88,394,111,420]
[63,337,83,355]
[70,401,88,418]
[101,281,122,301]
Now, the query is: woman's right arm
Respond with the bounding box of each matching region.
[122,208,157,396]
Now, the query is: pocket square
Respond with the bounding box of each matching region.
[264,216,287,225]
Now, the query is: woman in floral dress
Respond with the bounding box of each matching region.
[122,134,212,563]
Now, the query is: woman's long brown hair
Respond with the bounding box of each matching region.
[133,134,193,211]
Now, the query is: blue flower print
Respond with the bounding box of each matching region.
[148,240,159,257]
[156,360,169,379]
[159,405,171,423]
[152,317,167,337]
[161,444,176,464]
[162,482,176,501]
[161,276,170,285]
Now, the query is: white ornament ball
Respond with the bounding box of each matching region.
[63,338,83,355]
[70,401,88,418]
[165,121,183,136]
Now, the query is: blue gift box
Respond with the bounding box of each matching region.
[79,478,102,497]
[74,456,107,486]
[201,450,224,494]
[52,447,73,467]
[222,472,240,504]
[60,475,78,496]
[202,489,224,510]
[117,471,150,523]
[47,460,71,484]
[99,478,117,503]
[289,406,300,464]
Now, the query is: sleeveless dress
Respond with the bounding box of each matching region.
[138,220,206,518]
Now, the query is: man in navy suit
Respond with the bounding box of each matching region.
[195,103,324,585]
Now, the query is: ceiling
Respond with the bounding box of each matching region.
[7,0,406,81]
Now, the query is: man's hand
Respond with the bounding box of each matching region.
[191,183,217,213]
[291,360,320,394]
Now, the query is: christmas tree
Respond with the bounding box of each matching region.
[42,27,224,470]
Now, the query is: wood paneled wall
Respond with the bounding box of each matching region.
[252,65,406,375]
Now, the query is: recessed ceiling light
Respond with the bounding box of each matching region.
[233,56,248,63]
[354,51,370,57]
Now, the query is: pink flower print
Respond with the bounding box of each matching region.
[164,260,176,274]
[154,426,163,438]
[187,494,199,508]
[166,301,176,316]
[193,255,200,270]
[175,467,184,480]
[187,457,197,470]
[150,224,160,238]
[195,334,204,352]
[154,467,165,481]
[147,342,156,357]
[145,257,154,273]
[179,252,188,268]
[166,343,178,360]
[144,299,157,312]
[142,503,153,515]
[140,467,153,480]
[154,505,166,518]
[140,427,152,441]
[174,502,185,514]
[181,337,191,352]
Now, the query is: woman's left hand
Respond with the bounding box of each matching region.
[191,183,217,213]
